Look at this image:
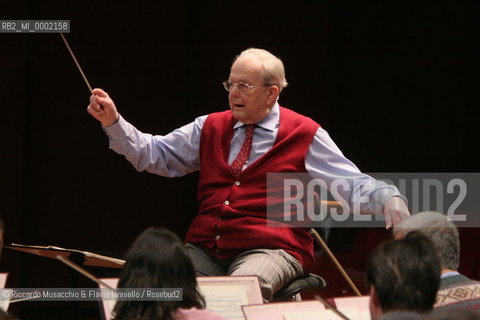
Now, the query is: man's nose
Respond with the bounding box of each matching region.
[229,85,241,96]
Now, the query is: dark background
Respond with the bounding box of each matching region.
[0,1,475,319]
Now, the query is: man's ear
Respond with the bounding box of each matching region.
[266,85,280,105]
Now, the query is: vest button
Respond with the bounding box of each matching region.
[224,200,230,205]
[235,181,240,186]
[215,235,220,240]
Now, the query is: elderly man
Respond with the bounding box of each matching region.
[367,231,441,320]
[394,211,480,311]
[87,48,409,300]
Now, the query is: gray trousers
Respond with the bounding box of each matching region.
[185,243,304,301]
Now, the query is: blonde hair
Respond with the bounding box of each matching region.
[233,48,288,92]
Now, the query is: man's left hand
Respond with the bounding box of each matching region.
[384,196,410,229]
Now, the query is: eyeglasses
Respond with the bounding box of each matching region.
[222,80,268,92]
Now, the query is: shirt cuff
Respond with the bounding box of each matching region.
[375,187,408,209]
[102,114,129,140]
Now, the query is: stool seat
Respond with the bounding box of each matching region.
[272,273,327,301]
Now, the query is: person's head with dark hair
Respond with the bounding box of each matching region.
[394,212,480,312]
[113,227,206,320]
[367,231,441,320]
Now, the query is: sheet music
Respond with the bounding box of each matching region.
[104,296,117,319]
[99,279,119,320]
[283,308,360,320]
[99,277,259,320]
[242,301,325,320]
[0,289,12,312]
[334,296,370,311]
[334,296,370,320]
[0,273,7,288]
[0,274,9,311]
[199,284,249,320]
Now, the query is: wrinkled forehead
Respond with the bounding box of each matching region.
[229,56,263,82]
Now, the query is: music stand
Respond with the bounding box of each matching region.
[4,243,125,269]
[5,243,124,319]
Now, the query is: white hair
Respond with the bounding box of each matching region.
[233,48,288,92]
[394,211,460,270]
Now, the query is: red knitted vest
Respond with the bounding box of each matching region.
[185,107,320,272]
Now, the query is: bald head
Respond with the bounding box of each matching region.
[233,48,288,92]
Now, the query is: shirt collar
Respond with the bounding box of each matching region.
[233,102,279,131]
[441,271,460,279]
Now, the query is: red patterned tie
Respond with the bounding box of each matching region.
[230,125,254,177]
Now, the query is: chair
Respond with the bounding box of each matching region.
[272,273,327,301]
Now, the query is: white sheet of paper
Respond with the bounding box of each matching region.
[334,296,371,320]
[200,284,249,320]
[334,296,370,312]
[0,274,10,311]
[0,274,7,288]
[283,308,361,320]
[0,289,12,312]
[242,301,325,320]
[99,278,118,320]
[100,277,257,320]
